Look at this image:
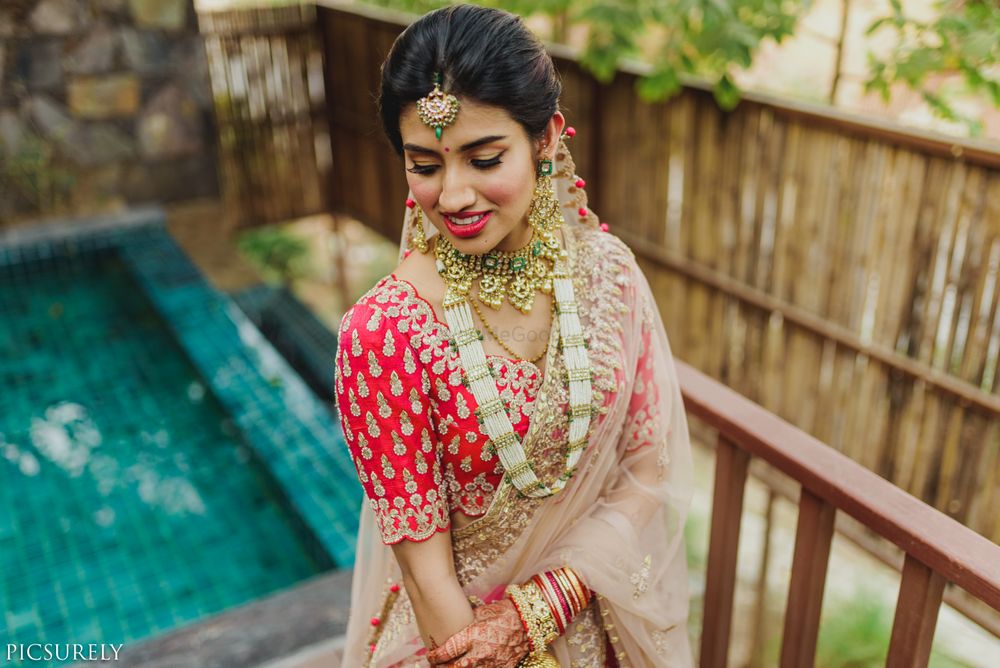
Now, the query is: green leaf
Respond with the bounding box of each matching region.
[637,67,682,102]
[713,73,741,110]
[865,16,893,36]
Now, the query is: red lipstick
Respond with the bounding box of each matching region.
[443,211,492,238]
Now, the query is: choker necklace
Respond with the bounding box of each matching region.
[434,228,563,314]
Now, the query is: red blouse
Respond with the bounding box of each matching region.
[335,274,544,544]
[335,259,663,546]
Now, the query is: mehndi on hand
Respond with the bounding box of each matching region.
[425,597,531,668]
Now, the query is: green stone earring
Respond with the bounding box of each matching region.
[537,158,553,176]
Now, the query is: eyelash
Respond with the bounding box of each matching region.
[406,154,504,175]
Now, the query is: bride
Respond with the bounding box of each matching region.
[333,4,693,666]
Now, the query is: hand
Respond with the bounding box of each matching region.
[425,597,531,667]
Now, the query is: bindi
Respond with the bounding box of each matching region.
[444,147,450,152]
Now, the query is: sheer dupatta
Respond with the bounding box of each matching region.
[340,138,694,667]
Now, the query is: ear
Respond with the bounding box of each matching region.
[538,111,566,160]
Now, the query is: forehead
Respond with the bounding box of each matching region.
[399,97,525,147]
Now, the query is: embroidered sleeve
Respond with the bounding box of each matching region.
[622,294,667,452]
[334,301,450,545]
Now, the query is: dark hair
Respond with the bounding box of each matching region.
[378,4,561,156]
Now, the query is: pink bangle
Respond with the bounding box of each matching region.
[544,571,573,629]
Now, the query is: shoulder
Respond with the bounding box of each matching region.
[337,270,442,356]
[337,275,395,339]
[572,225,639,286]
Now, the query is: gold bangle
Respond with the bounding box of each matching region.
[552,568,581,615]
[562,566,591,608]
[506,582,559,652]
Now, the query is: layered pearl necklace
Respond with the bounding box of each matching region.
[435,231,594,498]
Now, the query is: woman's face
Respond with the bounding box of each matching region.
[399,98,564,255]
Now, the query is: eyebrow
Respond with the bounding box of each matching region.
[403,135,507,156]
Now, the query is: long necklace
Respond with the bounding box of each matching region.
[436,234,594,498]
[468,295,552,364]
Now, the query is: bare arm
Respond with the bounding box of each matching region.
[391,529,475,651]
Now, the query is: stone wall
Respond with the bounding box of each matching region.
[0,0,218,224]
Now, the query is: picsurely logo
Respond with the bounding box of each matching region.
[6,644,124,662]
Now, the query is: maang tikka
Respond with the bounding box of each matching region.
[416,71,460,140]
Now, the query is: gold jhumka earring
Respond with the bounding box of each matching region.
[405,198,429,254]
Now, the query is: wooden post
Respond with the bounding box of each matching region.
[780,489,835,668]
[700,435,751,668]
[886,554,946,668]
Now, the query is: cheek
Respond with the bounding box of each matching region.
[481,166,534,208]
[481,181,521,207]
[407,177,439,209]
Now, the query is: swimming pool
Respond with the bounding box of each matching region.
[0,210,360,664]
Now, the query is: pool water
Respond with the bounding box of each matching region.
[0,250,325,658]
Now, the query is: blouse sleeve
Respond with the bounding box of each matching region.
[334,301,450,545]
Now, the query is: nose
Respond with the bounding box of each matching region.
[437,166,476,214]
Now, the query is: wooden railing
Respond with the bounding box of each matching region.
[680,359,1000,667]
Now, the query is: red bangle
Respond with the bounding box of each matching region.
[534,573,568,634]
[552,568,581,615]
[544,571,574,628]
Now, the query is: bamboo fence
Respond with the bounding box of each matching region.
[198,3,330,228]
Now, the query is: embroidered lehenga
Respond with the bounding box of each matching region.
[334,141,694,667]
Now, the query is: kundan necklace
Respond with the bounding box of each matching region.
[434,228,562,313]
[434,224,595,498]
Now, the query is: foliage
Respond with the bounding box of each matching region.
[753,584,966,668]
[574,0,805,110]
[362,0,811,110]
[362,0,1000,134]
[865,0,1000,136]
[237,225,310,286]
[813,587,893,667]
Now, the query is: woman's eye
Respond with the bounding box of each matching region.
[406,164,439,175]
[472,155,503,169]
[407,163,438,175]
[406,153,504,175]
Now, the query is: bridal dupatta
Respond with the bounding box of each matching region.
[338,138,694,667]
